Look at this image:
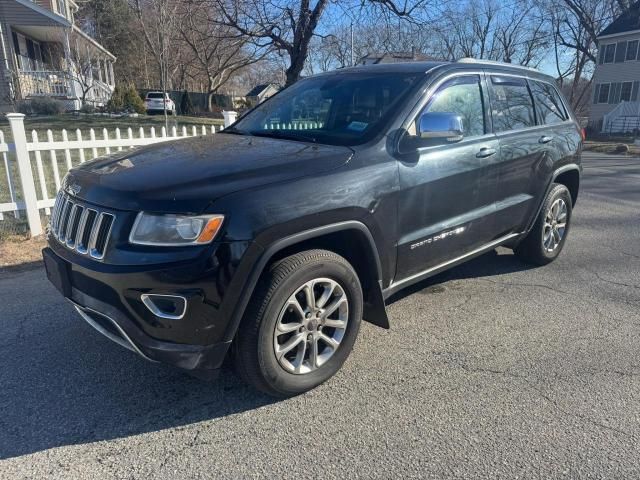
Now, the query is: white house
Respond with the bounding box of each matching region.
[591,2,640,132]
[246,84,279,105]
[0,0,116,112]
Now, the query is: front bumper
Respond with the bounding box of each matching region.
[43,243,242,379]
[69,301,230,380]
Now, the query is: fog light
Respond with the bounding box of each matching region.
[141,294,187,320]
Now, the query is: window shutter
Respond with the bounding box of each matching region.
[615,42,627,62]
[594,84,601,104]
[632,82,640,101]
[598,47,606,64]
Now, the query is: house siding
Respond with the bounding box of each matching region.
[591,31,640,125]
[35,0,55,11]
[0,20,16,110]
[0,0,70,26]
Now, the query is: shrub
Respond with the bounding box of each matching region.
[106,85,145,114]
[17,97,65,115]
[180,90,195,116]
[80,103,96,114]
[123,85,145,114]
[106,85,125,113]
[615,144,629,153]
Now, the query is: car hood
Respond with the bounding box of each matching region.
[64,133,353,213]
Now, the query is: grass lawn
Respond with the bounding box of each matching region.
[0,113,225,222]
[0,234,46,271]
[583,140,640,155]
[0,113,224,143]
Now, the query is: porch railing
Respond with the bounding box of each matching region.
[86,80,113,105]
[18,70,71,98]
[0,114,228,234]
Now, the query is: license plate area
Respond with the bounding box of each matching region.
[43,248,72,298]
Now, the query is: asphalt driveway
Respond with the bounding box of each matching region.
[1,152,639,479]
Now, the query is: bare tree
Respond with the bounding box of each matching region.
[68,40,101,105]
[494,2,548,66]
[132,0,180,127]
[177,0,268,110]
[213,0,436,86]
[547,0,632,112]
[432,0,548,66]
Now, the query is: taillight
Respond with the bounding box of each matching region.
[580,128,586,141]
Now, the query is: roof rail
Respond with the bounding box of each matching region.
[456,58,540,73]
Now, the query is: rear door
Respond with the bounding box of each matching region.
[395,74,500,280]
[527,79,581,198]
[486,74,547,235]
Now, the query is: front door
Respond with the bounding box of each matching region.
[395,74,500,280]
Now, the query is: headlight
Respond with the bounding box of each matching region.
[129,212,224,246]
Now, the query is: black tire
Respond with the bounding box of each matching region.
[232,249,363,397]
[514,183,573,266]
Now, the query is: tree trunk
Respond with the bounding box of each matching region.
[284,0,330,87]
[285,58,305,87]
[207,77,215,112]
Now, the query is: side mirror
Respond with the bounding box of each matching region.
[418,112,464,143]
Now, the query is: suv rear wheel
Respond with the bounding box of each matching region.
[514,183,573,265]
[232,249,363,397]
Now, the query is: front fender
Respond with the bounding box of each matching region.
[221,221,390,343]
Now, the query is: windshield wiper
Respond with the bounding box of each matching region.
[222,126,251,136]
[250,129,317,143]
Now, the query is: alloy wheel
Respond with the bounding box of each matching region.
[543,198,568,252]
[273,278,349,374]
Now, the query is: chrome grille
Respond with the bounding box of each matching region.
[50,192,115,260]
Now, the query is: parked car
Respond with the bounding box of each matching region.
[144,91,176,115]
[43,59,583,397]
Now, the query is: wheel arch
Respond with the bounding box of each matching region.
[223,221,390,343]
[553,166,580,206]
[523,164,580,237]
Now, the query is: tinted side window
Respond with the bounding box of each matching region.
[423,75,485,137]
[530,81,568,125]
[488,76,535,132]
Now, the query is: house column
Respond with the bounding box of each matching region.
[0,21,13,108]
[0,17,18,109]
[97,59,103,83]
[108,61,114,86]
[62,27,77,106]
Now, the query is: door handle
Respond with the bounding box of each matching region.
[539,135,554,144]
[476,147,497,158]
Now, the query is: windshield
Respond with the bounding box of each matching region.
[233,72,422,146]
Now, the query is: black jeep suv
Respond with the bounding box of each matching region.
[43,59,582,396]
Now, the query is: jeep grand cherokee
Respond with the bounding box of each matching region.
[43,59,582,396]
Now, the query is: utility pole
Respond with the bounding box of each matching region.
[350,22,354,66]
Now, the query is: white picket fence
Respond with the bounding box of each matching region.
[0,113,233,236]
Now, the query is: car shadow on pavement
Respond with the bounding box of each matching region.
[0,312,278,460]
[0,249,531,460]
[386,248,535,305]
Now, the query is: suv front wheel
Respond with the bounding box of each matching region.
[233,249,363,397]
[514,183,573,265]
